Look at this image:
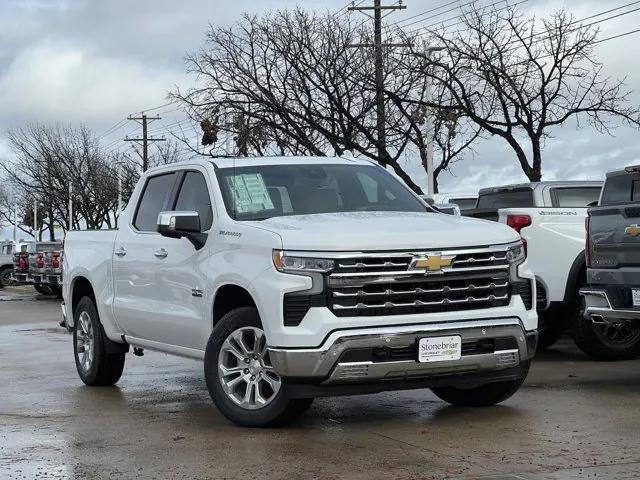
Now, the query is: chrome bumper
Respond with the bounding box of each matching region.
[268,318,535,385]
[580,289,640,323]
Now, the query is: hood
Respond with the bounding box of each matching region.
[249,211,519,251]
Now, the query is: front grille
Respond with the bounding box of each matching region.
[327,247,512,317]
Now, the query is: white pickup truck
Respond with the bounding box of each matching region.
[466,181,603,352]
[62,157,538,427]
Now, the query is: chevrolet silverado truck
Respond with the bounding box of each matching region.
[465,181,602,351]
[62,157,538,427]
[579,166,640,359]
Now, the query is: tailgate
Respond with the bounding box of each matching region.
[590,204,640,269]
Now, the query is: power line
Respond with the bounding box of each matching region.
[390,0,462,26]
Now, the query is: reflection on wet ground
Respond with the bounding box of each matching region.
[1,302,640,479]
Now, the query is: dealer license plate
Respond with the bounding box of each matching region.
[418,336,462,363]
[632,289,640,307]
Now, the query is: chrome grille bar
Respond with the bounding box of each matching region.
[332,281,509,298]
[333,294,509,311]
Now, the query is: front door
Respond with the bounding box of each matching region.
[112,168,214,350]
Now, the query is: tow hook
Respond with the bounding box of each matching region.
[133,347,144,357]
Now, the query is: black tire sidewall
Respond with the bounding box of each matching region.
[73,297,107,385]
[0,267,11,288]
[204,306,303,427]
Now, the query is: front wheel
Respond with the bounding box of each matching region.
[204,307,313,427]
[73,296,125,386]
[431,361,530,407]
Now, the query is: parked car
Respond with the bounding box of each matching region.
[465,181,602,350]
[434,192,478,213]
[63,157,538,427]
[12,241,63,296]
[579,166,640,359]
[0,241,15,288]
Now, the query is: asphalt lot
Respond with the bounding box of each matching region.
[1,290,640,479]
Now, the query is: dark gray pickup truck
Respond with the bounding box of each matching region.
[579,166,640,360]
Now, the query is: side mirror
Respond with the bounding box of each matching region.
[157,211,207,249]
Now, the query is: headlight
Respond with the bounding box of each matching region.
[506,242,526,265]
[272,250,334,273]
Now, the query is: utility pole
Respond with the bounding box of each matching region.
[349,0,407,162]
[124,114,165,171]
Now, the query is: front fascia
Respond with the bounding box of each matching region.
[251,254,537,349]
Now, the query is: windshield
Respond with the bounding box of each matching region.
[217,163,427,220]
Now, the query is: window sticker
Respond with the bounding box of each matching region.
[226,173,274,214]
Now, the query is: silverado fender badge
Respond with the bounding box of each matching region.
[191,288,203,298]
[625,224,640,237]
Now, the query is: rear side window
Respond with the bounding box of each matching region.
[477,190,534,208]
[134,173,176,231]
[601,173,640,206]
[174,171,214,231]
[551,187,601,207]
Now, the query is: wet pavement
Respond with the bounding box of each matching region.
[1,298,640,479]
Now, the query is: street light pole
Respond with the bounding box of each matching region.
[424,45,444,196]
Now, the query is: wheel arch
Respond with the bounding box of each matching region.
[563,251,587,304]
[212,283,258,330]
[71,276,96,319]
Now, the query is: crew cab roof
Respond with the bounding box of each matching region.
[478,180,603,195]
[144,156,374,176]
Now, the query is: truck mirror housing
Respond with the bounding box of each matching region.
[157,211,206,249]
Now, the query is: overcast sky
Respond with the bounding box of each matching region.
[1,0,639,224]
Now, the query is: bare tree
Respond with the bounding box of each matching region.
[0,123,125,234]
[172,8,469,193]
[407,6,640,181]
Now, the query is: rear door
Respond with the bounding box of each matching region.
[589,171,640,270]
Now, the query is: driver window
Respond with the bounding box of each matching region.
[174,171,214,231]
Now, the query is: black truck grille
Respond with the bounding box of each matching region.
[327,247,512,317]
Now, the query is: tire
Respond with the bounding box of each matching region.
[0,267,12,289]
[571,298,640,361]
[51,285,63,299]
[204,306,313,427]
[34,284,52,295]
[73,296,125,386]
[431,360,531,407]
[536,309,567,351]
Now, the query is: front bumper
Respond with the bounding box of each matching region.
[580,289,640,323]
[268,318,536,385]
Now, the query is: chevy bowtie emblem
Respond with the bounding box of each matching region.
[625,224,640,237]
[411,254,453,272]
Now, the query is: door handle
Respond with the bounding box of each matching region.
[114,247,127,257]
[154,248,168,259]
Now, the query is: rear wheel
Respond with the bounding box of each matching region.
[431,361,530,407]
[204,307,313,427]
[34,284,52,295]
[572,298,640,360]
[537,309,567,351]
[0,267,12,289]
[73,296,125,386]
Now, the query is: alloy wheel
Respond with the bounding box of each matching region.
[218,326,281,410]
[76,311,95,373]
